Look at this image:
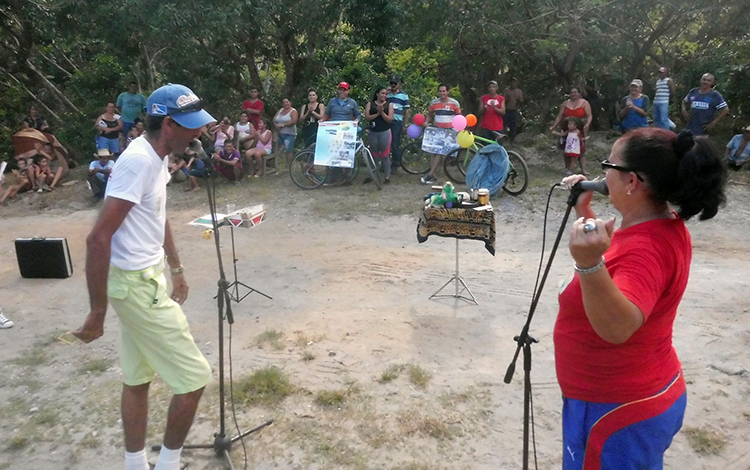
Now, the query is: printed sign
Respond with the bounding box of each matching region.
[314,121,357,168]
[421,127,459,156]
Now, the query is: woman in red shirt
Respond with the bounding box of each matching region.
[551,87,592,175]
[556,128,726,470]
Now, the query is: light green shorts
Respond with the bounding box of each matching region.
[107,262,212,394]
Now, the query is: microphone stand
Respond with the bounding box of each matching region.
[152,154,272,469]
[503,186,584,470]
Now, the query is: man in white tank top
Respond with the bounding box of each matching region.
[653,67,676,129]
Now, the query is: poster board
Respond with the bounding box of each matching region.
[314,121,357,168]
[421,127,458,156]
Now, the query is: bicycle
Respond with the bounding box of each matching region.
[289,134,382,190]
[444,132,529,195]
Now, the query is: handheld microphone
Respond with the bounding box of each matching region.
[188,139,208,160]
[573,179,609,196]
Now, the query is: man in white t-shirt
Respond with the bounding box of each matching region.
[73,84,216,470]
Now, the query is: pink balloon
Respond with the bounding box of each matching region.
[413,113,425,126]
[452,114,467,131]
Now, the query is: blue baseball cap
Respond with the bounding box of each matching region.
[146,84,216,129]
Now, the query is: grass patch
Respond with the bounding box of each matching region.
[398,410,452,440]
[78,357,116,375]
[78,433,101,449]
[13,346,47,367]
[408,365,431,389]
[378,364,406,383]
[315,382,360,407]
[252,329,285,350]
[684,426,726,455]
[33,408,60,426]
[233,366,294,406]
[301,351,316,362]
[7,434,30,451]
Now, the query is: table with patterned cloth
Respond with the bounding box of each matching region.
[417,206,495,256]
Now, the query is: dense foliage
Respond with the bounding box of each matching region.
[1,0,748,160]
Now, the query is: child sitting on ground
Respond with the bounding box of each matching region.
[0,159,33,204]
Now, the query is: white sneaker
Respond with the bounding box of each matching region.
[0,312,13,329]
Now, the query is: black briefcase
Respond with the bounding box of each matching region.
[15,237,73,279]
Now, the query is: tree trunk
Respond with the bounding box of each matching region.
[26,60,83,115]
[0,69,61,122]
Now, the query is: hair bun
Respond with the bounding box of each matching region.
[673,130,695,159]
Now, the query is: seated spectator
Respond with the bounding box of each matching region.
[208,117,235,152]
[95,102,123,155]
[244,119,272,177]
[183,150,206,192]
[125,118,145,149]
[168,152,188,184]
[726,125,750,170]
[88,149,114,200]
[23,105,50,132]
[30,154,54,192]
[0,159,33,204]
[213,140,243,182]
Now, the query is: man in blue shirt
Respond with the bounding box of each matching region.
[681,73,729,136]
[117,81,147,137]
[325,82,361,121]
[387,76,410,172]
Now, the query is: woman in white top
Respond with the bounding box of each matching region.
[235,111,255,153]
[274,98,298,167]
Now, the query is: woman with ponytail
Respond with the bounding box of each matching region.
[555,128,726,470]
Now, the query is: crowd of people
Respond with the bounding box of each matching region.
[2,68,748,206]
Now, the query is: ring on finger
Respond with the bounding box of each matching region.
[583,222,597,233]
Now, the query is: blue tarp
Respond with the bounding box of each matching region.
[465,144,509,196]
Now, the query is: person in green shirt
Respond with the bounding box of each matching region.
[117,81,147,137]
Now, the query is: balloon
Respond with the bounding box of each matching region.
[413,113,426,126]
[457,130,474,148]
[407,124,422,139]
[466,114,477,127]
[452,114,467,131]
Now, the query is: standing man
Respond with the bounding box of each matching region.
[478,80,505,142]
[503,77,524,143]
[421,84,461,184]
[387,75,410,173]
[653,67,676,129]
[324,81,361,122]
[241,87,264,130]
[681,73,729,136]
[117,81,147,137]
[73,84,215,470]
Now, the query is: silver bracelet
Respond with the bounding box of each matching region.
[574,256,605,275]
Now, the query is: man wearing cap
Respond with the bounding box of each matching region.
[653,67,676,129]
[681,73,729,136]
[88,148,115,200]
[618,79,650,132]
[325,82,361,122]
[73,84,216,470]
[387,76,410,172]
[503,78,524,143]
[478,80,505,142]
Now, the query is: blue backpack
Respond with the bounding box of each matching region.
[465,144,509,196]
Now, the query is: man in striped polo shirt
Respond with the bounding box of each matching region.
[387,76,410,173]
[421,84,461,184]
[653,67,676,129]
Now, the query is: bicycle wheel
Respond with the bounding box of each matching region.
[289,150,325,189]
[362,148,382,189]
[503,150,529,196]
[444,145,480,184]
[400,141,431,174]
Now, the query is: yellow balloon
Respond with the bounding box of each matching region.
[202,229,213,240]
[457,130,475,148]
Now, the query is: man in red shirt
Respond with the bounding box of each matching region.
[478,80,505,143]
[241,87,264,129]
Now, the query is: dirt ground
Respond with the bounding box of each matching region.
[1,134,749,470]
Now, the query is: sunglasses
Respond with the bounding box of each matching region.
[601,160,644,181]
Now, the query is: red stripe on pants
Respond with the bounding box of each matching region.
[583,371,686,470]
